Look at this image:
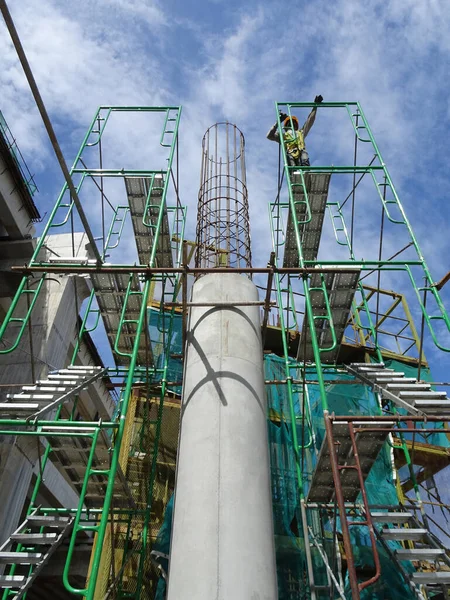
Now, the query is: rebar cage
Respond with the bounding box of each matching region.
[195,122,251,271]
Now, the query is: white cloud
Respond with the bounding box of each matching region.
[96,0,167,27]
[2,0,450,373]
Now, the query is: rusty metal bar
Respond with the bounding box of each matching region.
[347,423,381,592]
[10,265,363,275]
[165,301,274,307]
[262,252,276,348]
[330,415,447,423]
[306,502,419,510]
[356,427,449,433]
[104,378,450,388]
[324,412,360,599]
[417,285,427,382]
[182,241,188,360]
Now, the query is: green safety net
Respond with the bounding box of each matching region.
[149,308,183,394]
[147,342,447,599]
[264,354,440,600]
[152,495,173,600]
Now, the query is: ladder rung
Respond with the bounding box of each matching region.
[357,366,396,372]
[350,363,385,368]
[370,512,413,523]
[0,575,28,587]
[27,515,71,527]
[398,391,447,399]
[363,370,398,376]
[0,403,40,411]
[22,386,68,393]
[56,369,97,375]
[412,572,450,584]
[37,379,77,386]
[395,548,445,561]
[10,533,58,544]
[8,394,55,400]
[67,365,101,370]
[41,426,96,432]
[47,374,85,381]
[0,552,42,564]
[385,384,431,391]
[415,400,450,412]
[374,377,415,384]
[381,528,427,541]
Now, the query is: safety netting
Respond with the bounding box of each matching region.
[148,307,183,395]
[264,353,447,600]
[147,347,448,599]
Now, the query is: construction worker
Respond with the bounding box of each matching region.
[267,95,323,166]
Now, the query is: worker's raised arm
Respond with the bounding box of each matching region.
[267,112,288,142]
[302,95,323,138]
[267,123,280,142]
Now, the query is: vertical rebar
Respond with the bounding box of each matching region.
[417,283,427,382]
[195,123,251,271]
[324,413,360,599]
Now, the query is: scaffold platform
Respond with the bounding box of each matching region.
[90,271,151,366]
[298,268,360,363]
[307,420,391,503]
[283,172,331,267]
[125,176,173,267]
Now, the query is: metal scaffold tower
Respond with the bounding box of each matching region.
[1,4,449,597]
[1,24,450,595]
[266,100,450,599]
[0,105,186,600]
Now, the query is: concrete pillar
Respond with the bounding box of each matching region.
[167,273,277,600]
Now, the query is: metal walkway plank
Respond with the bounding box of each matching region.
[307,421,389,503]
[90,271,151,366]
[125,176,173,268]
[298,268,361,363]
[283,172,331,267]
[381,528,427,541]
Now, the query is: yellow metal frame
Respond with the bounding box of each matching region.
[350,285,428,365]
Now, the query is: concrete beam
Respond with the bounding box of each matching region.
[0,152,35,239]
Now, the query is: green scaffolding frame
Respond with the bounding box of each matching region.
[0,106,185,600]
[272,100,450,410]
[267,100,450,599]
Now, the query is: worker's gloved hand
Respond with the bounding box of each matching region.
[314,95,323,103]
[279,112,288,121]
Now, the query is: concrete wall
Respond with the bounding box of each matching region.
[167,273,277,600]
[0,233,114,544]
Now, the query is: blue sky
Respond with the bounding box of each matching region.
[1,0,450,543]
[1,0,450,381]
